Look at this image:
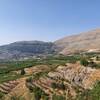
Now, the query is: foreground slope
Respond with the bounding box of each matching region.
[1,63,100,100]
[0,53,100,100]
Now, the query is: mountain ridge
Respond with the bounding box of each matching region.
[0,41,56,60]
[0,28,100,60]
[54,28,100,54]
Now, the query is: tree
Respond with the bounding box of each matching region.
[59,82,66,90]
[80,58,89,66]
[26,77,32,83]
[51,83,57,89]
[96,56,100,61]
[20,69,25,75]
[33,87,48,100]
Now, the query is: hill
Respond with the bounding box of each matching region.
[0,50,100,99]
[55,29,100,55]
[0,28,100,60]
[0,41,56,60]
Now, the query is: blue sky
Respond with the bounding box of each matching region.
[0,0,100,45]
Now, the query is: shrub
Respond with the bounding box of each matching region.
[0,92,4,99]
[52,94,66,100]
[20,69,25,75]
[51,82,65,90]
[77,81,100,100]
[33,87,49,100]
[96,56,100,61]
[26,77,32,83]
[80,58,89,66]
[51,82,57,89]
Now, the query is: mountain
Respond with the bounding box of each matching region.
[0,28,100,60]
[0,41,56,60]
[55,29,100,55]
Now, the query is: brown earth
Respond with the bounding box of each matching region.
[55,29,100,55]
[1,63,100,99]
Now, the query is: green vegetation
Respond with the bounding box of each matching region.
[0,92,4,99]
[51,82,66,90]
[0,60,39,74]
[80,58,89,66]
[80,56,100,68]
[96,56,100,61]
[11,96,25,100]
[0,53,100,99]
[77,81,100,100]
[33,87,49,100]
[26,77,33,83]
[20,69,26,75]
[0,53,100,83]
[0,72,22,83]
[0,60,37,83]
[52,94,66,100]
[0,55,79,74]
[27,85,49,100]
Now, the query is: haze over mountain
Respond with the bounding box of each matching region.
[0,41,56,60]
[0,28,100,60]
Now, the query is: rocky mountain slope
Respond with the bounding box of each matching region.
[0,41,56,60]
[0,28,100,60]
[55,29,100,54]
[48,63,100,89]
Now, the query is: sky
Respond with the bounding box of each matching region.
[0,0,100,45]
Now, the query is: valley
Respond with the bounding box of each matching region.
[0,52,100,100]
[0,0,100,99]
[0,29,100,100]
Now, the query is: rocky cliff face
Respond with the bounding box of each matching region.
[55,29,100,54]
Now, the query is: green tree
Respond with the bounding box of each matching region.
[51,83,57,89]
[96,56,100,61]
[80,58,89,66]
[21,69,25,75]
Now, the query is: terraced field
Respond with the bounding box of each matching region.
[0,81,19,94]
[0,54,100,100]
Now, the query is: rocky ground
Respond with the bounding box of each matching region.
[0,61,100,100]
